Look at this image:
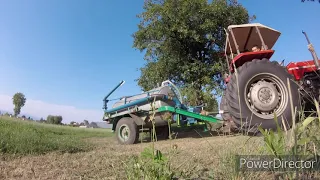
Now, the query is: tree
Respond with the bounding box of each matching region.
[47,115,53,124]
[133,0,254,111]
[39,118,46,123]
[46,115,63,124]
[53,116,62,124]
[84,120,89,126]
[90,122,98,128]
[12,92,26,116]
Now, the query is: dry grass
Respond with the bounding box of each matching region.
[0,129,267,180]
[1,119,320,179]
[2,96,320,180]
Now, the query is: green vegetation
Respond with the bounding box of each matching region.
[12,92,26,116]
[0,116,112,156]
[46,115,63,124]
[133,0,255,111]
[254,100,320,179]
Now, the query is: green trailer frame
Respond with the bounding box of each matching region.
[102,80,225,145]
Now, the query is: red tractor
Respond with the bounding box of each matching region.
[220,23,319,133]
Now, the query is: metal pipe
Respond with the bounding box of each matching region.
[224,28,233,75]
[302,31,320,70]
[104,94,170,113]
[105,96,150,113]
[103,80,125,109]
[255,26,267,50]
[161,80,183,104]
[229,29,240,55]
[224,29,232,74]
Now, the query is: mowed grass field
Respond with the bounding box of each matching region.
[0,116,263,179]
[0,116,113,156]
[1,115,319,179]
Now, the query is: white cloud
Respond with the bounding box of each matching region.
[0,94,104,123]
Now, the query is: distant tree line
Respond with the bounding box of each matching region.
[4,92,99,127]
[1,112,102,128]
[8,92,65,125]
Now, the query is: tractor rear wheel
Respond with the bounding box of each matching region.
[115,117,139,145]
[219,94,238,133]
[224,59,300,132]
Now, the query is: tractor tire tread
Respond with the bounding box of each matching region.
[224,58,300,131]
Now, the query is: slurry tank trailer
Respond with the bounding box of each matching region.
[102,80,223,144]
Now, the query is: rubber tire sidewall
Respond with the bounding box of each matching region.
[115,117,139,145]
[220,94,232,121]
[225,59,300,130]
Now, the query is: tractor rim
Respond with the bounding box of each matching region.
[244,73,288,119]
[118,124,130,142]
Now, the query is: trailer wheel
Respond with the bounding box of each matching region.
[225,59,300,132]
[115,117,139,145]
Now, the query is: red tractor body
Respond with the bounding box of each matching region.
[287,60,319,81]
[225,50,275,83]
[226,54,318,82]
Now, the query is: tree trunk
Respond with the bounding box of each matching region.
[195,83,203,106]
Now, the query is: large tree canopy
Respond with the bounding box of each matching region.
[133,0,254,111]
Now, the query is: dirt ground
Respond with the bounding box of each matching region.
[0,131,267,180]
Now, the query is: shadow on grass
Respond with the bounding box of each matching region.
[138,123,239,143]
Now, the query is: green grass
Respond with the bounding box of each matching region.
[0,116,113,156]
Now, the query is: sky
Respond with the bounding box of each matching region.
[0,0,319,123]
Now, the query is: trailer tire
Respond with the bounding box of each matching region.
[115,117,139,145]
[225,59,300,132]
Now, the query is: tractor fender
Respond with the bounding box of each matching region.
[129,113,145,126]
[111,114,146,131]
